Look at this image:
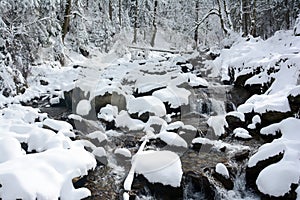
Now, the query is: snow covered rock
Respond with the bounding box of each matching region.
[247,117,300,198]
[115,148,132,158]
[233,127,252,140]
[157,131,188,148]
[76,99,91,116]
[115,110,145,131]
[92,147,108,165]
[86,131,108,146]
[127,96,166,121]
[132,150,183,187]
[213,163,233,190]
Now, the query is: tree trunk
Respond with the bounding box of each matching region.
[119,0,122,26]
[132,0,138,44]
[241,0,249,36]
[284,0,290,29]
[217,0,228,35]
[62,0,72,43]
[109,0,113,21]
[223,0,233,30]
[250,0,257,36]
[150,0,158,47]
[194,0,199,49]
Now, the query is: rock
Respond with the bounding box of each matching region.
[246,152,284,190]
[260,111,292,129]
[91,92,126,114]
[2,88,11,97]
[288,94,300,114]
[63,87,88,111]
[129,112,150,123]
[233,150,250,161]
[40,79,49,86]
[225,115,245,131]
[131,174,183,200]
[212,171,234,190]
[79,47,89,57]
[183,171,216,199]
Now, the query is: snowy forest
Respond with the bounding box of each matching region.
[1,0,300,199]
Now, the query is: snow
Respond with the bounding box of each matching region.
[247,115,261,129]
[132,150,183,187]
[92,147,107,158]
[215,163,229,178]
[97,104,118,122]
[0,105,96,199]
[248,118,300,197]
[127,96,166,117]
[115,148,132,158]
[43,118,73,132]
[76,99,91,116]
[115,110,145,131]
[157,131,188,148]
[207,115,228,137]
[192,137,250,153]
[87,131,108,144]
[233,128,252,139]
[226,111,245,122]
[153,85,191,108]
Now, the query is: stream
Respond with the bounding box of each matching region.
[38,52,260,200]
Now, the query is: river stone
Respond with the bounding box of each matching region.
[91,91,126,114]
[246,152,284,191]
[131,174,183,200]
[183,171,216,200]
[225,115,245,131]
[212,170,234,190]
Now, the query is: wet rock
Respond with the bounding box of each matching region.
[131,174,183,200]
[79,47,89,57]
[260,111,292,128]
[225,115,245,131]
[129,112,150,123]
[246,152,284,190]
[183,171,216,199]
[91,92,126,114]
[212,170,234,190]
[234,72,254,88]
[233,150,250,161]
[63,87,88,111]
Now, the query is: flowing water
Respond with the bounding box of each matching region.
[38,53,260,200]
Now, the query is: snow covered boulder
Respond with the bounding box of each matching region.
[132,150,183,187]
[225,111,246,131]
[213,163,233,190]
[246,118,300,198]
[91,91,126,115]
[127,96,166,122]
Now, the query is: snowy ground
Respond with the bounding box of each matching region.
[1,22,300,199]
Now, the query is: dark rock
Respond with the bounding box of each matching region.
[260,111,292,129]
[233,150,250,161]
[260,183,298,200]
[79,47,89,57]
[2,88,11,97]
[91,92,126,114]
[40,79,49,86]
[212,170,234,190]
[229,86,252,107]
[183,171,216,200]
[129,112,150,123]
[246,152,284,190]
[73,175,88,189]
[131,174,183,200]
[288,94,300,114]
[63,87,88,111]
[234,72,254,87]
[225,115,245,131]
[133,86,166,97]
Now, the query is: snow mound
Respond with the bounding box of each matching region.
[0,105,96,199]
[207,115,228,137]
[215,163,229,178]
[115,148,132,158]
[157,131,188,148]
[153,85,191,108]
[133,150,183,187]
[98,104,118,122]
[248,117,300,197]
[127,96,166,117]
[233,128,252,139]
[115,110,145,131]
[76,99,91,116]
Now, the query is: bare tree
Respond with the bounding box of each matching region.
[150,0,158,47]
[132,0,138,43]
[62,0,72,43]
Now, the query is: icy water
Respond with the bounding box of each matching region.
[39,53,259,200]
